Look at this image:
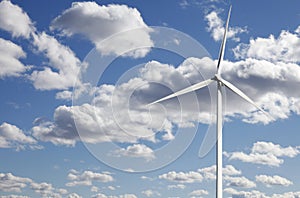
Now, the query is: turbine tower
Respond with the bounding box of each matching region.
[148,6,269,198]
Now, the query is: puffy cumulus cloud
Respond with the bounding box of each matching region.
[251,141,299,158]
[31,103,152,146]
[0,1,85,91]
[219,58,300,124]
[205,10,247,42]
[167,184,186,189]
[66,169,114,187]
[55,90,73,100]
[0,173,32,193]
[91,193,137,198]
[30,182,67,198]
[233,27,300,63]
[224,176,256,188]
[0,38,28,78]
[225,188,300,198]
[30,32,84,90]
[0,0,34,38]
[0,172,67,197]
[198,165,216,180]
[67,193,82,198]
[271,191,300,198]
[224,188,268,198]
[256,175,293,187]
[227,141,300,167]
[158,171,203,183]
[32,50,300,148]
[31,57,214,147]
[112,144,155,161]
[198,164,241,180]
[189,189,209,197]
[223,165,242,176]
[51,2,153,58]
[204,14,300,124]
[0,122,39,151]
[141,189,161,197]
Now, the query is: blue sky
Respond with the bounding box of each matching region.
[0,0,300,197]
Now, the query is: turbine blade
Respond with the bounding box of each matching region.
[148,78,214,105]
[217,5,232,74]
[217,76,271,118]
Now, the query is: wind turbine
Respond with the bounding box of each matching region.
[148,6,269,198]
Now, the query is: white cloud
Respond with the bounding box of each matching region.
[227,141,300,166]
[158,171,203,183]
[66,170,114,187]
[167,184,186,190]
[30,182,65,198]
[219,58,300,124]
[224,188,268,198]
[51,2,153,58]
[0,38,28,78]
[205,10,247,42]
[179,0,189,9]
[271,191,300,198]
[225,189,300,198]
[0,173,32,193]
[189,189,209,197]
[256,175,293,187]
[0,1,85,91]
[224,176,256,188]
[107,186,116,191]
[223,165,242,176]
[32,50,300,147]
[0,172,67,197]
[31,58,214,146]
[251,141,299,158]
[0,0,34,38]
[142,189,161,197]
[67,193,82,198]
[140,176,155,181]
[198,164,241,180]
[112,144,155,161]
[91,193,137,198]
[198,165,216,180]
[31,103,148,146]
[91,186,99,192]
[55,90,73,100]
[30,32,84,90]
[233,27,300,63]
[0,122,38,151]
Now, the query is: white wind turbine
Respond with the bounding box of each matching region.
[148,6,270,198]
